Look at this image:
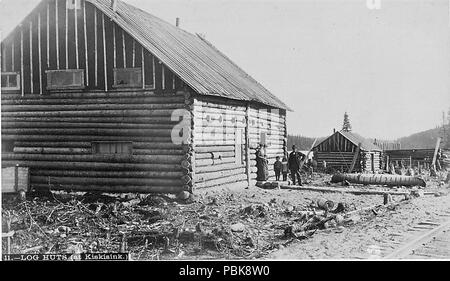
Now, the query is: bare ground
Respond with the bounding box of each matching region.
[2,172,449,260]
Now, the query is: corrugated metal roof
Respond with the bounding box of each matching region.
[88,0,290,110]
[313,130,382,151]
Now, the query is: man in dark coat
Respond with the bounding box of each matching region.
[288,145,305,185]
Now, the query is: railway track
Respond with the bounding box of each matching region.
[382,210,450,259]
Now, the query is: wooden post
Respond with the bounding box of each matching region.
[1,39,5,71]
[152,55,155,87]
[20,26,24,96]
[132,40,135,68]
[349,142,361,173]
[75,0,79,69]
[431,137,441,169]
[113,23,116,68]
[409,156,412,168]
[46,2,49,67]
[11,41,15,71]
[38,13,43,95]
[94,7,97,86]
[102,13,107,91]
[65,1,68,69]
[29,21,33,94]
[83,0,88,85]
[14,164,19,192]
[245,103,251,187]
[55,0,59,69]
[141,47,145,89]
[122,29,126,67]
[162,64,165,90]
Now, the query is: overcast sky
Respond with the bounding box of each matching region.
[1,0,449,140]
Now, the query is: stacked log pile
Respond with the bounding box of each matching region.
[1,91,191,194]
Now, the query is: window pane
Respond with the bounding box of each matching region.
[9,75,17,86]
[1,75,7,87]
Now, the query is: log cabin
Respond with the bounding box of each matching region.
[1,0,290,194]
[312,130,382,173]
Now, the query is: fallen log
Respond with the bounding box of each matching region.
[280,185,411,196]
[330,173,426,187]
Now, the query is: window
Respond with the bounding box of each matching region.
[92,142,133,155]
[1,72,20,91]
[67,0,81,10]
[46,69,85,90]
[113,68,142,88]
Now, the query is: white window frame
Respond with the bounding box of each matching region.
[1,72,21,91]
[46,69,85,90]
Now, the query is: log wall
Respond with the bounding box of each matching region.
[0,0,185,95]
[1,90,192,193]
[192,96,287,189]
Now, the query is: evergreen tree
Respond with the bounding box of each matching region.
[342,112,352,132]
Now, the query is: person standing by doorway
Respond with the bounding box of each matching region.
[288,145,304,185]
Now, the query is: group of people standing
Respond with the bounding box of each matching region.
[256,144,307,186]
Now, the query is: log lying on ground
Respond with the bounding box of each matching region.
[330,173,426,187]
[32,184,184,194]
[280,185,412,196]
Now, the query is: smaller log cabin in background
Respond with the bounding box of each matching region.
[1,0,290,194]
[313,130,382,173]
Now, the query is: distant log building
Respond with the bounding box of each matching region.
[1,0,290,194]
[312,130,382,173]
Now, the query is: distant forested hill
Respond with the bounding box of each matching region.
[396,125,449,149]
[287,135,325,150]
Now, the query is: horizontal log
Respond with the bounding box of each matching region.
[14,147,91,154]
[194,167,246,182]
[1,91,185,100]
[195,173,247,189]
[195,179,249,190]
[1,96,185,105]
[13,147,185,156]
[2,122,177,129]
[3,135,173,142]
[31,176,183,186]
[133,149,185,155]
[195,163,244,174]
[2,116,178,124]
[13,141,184,150]
[196,157,236,167]
[2,109,179,118]
[32,184,184,194]
[30,169,184,178]
[1,103,184,112]
[2,160,182,171]
[3,153,184,164]
[195,151,235,159]
[3,128,175,137]
[195,140,236,146]
[195,145,235,153]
